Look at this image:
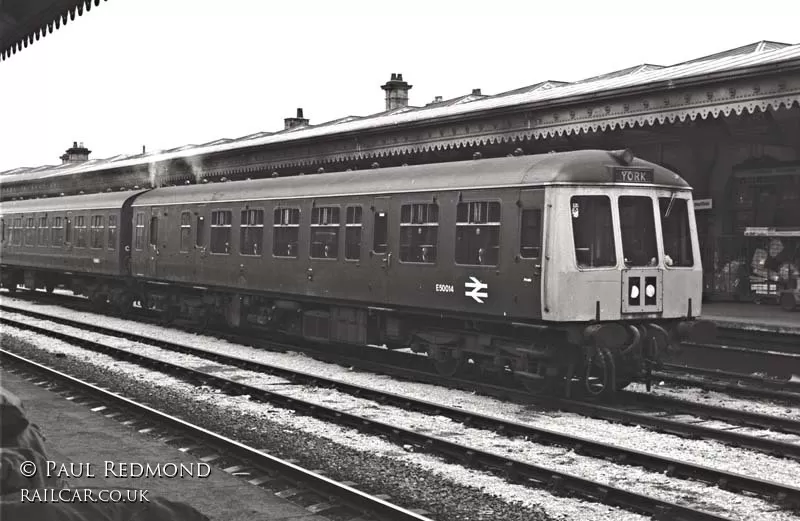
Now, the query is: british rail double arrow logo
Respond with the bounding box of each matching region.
[465,277,488,304]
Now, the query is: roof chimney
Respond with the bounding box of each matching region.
[284,107,309,130]
[60,141,91,164]
[471,88,482,96]
[381,73,413,111]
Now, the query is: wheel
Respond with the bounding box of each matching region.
[432,354,463,377]
[780,292,797,312]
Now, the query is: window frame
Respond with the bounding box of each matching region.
[519,208,543,260]
[90,215,105,249]
[659,195,695,269]
[107,214,117,251]
[51,216,64,246]
[74,215,87,248]
[570,194,618,270]
[134,213,145,251]
[179,211,192,253]
[37,216,48,247]
[398,202,439,265]
[11,217,22,246]
[24,216,36,247]
[454,200,502,267]
[239,208,264,257]
[344,205,363,261]
[272,207,301,259]
[209,209,232,255]
[309,206,340,260]
[618,195,659,268]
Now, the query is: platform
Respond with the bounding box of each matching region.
[701,302,800,335]
[0,369,327,521]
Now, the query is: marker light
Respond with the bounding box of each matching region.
[630,285,640,299]
[645,284,656,298]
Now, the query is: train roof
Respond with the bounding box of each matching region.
[0,190,148,215]
[132,150,690,207]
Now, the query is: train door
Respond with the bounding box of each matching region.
[193,205,208,281]
[515,189,545,317]
[177,208,197,282]
[147,207,161,279]
[368,196,392,276]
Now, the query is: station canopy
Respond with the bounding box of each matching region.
[1,0,106,62]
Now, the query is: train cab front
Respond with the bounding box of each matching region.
[543,150,716,397]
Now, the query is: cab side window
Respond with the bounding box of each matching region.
[520,209,542,259]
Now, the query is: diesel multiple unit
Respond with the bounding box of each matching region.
[0,150,714,397]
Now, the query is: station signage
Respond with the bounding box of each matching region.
[611,167,654,184]
[694,198,713,211]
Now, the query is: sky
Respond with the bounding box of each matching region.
[1,0,799,172]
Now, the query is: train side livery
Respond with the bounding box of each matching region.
[0,150,714,397]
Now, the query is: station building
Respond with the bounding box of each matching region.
[1,41,799,303]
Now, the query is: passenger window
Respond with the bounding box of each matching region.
[659,197,694,267]
[273,208,300,258]
[52,217,64,245]
[24,217,35,247]
[91,215,104,249]
[210,210,231,254]
[372,211,388,254]
[571,196,616,268]
[75,216,87,248]
[240,209,264,256]
[134,213,145,251]
[196,215,205,248]
[310,207,339,259]
[38,216,48,246]
[0,219,5,244]
[519,209,542,259]
[456,201,500,266]
[180,212,192,253]
[107,215,117,251]
[399,203,438,264]
[345,206,363,260]
[619,196,658,267]
[14,218,23,245]
[149,216,158,247]
[65,217,72,244]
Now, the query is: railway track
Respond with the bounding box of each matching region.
[2,307,799,517]
[0,349,433,521]
[656,364,800,402]
[4,290,799,399]
[2,303,800,452]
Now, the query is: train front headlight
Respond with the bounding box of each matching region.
[645,284,655,298]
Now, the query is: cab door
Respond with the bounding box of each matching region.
[514,189,546,318]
